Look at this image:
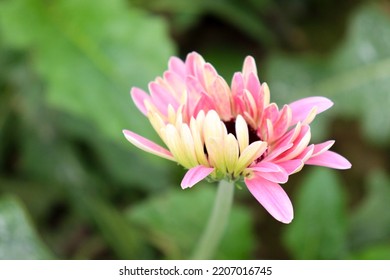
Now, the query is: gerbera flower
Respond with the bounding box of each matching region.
[123,52,351,223]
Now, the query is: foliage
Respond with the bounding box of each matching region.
[266,6,390,145]
[283,169,347,259]
[0,0,389,259]
[0,195,53,259]
[127,183,255,259]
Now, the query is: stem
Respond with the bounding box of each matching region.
[191,180,235,259]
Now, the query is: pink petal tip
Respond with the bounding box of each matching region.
[122,129,175,161]
[306,150,352,170]
[181,166,214,189]
[289,96,333,125]
[245,176,293,224]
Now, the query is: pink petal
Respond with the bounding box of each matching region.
[186,76,205,102]
[131,87,150,116]
[203,63,218,88]
[306,150,352,169]
[210,76,232,120]
[149,82,179,115]
[180,165,214,189]
[251,161,281,172]
[231,73,244,98]
[163,71,186,100]
[289,97,333,125]
[311,140,335,157]
[265,143,293,161]
[296,144,314,162]
[168,56,186,78]
[191,93,215,118]
[242,56,258,77]
[245,72,261,101]
[251,162,289,183]
[276,125,311,161]
[251,162,289,184]
[258,171,288,184]
[272,105,292,140]
[245,176,293,223]
[122,130,175,161]
[186,52,205,79]
[264,103,279,123]
[277,159,304,175]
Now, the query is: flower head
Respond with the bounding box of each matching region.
[123,52,351,223]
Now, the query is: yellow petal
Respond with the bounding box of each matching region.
[190,116,209,166]
[262,83,270,107]
[302,106,318,125]
[203,110,223,140]
[148,111,168,144]
[234,141,267,176]
[224,133,239,174]
[180,124,199,167]
[206,137,226,173]
[235,115,249,154]
[165,124,192,168]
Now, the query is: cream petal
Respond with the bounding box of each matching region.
[180,124,200,167]
[235,141,267,176]
[190,116,209,166]
[165,124,192,168]
[235,115,249,154]
[262,83,270,107]
[224,133,239,174]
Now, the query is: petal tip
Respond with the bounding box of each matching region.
[180,166,214,189]
[279,214,294,224]
[245,176,294,224]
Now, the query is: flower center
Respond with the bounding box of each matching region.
[223,119,261,144]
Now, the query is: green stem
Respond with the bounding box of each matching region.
[191,180,235,259]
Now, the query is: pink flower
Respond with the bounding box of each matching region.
[123,52,351,223]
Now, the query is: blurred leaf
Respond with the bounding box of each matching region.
[202,47,248,82]
[0,57,158,259]
[78,194,148,259]
[266,5,390,144]
[58,114,173,191]
[0,0,175,143]
[353,243,390,260]
[130,0,274,45]
[127,184,255,259]
[283,168,347,259]
[25,137,149,259]
[0,195,53,259]
[349,170,390,251]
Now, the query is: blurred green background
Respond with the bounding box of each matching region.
[0,0,389,260]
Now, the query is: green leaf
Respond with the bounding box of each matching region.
[0,195,54,259]
[0,0,175,143]
[266,5,390,144]
[349,170,390,251]
[353,243,390,260]
[78,194,148,259]
[283,168,347,259]
[127,184,255,259]
[130,0,274,44]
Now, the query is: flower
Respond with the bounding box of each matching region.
[123,52,351,223]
